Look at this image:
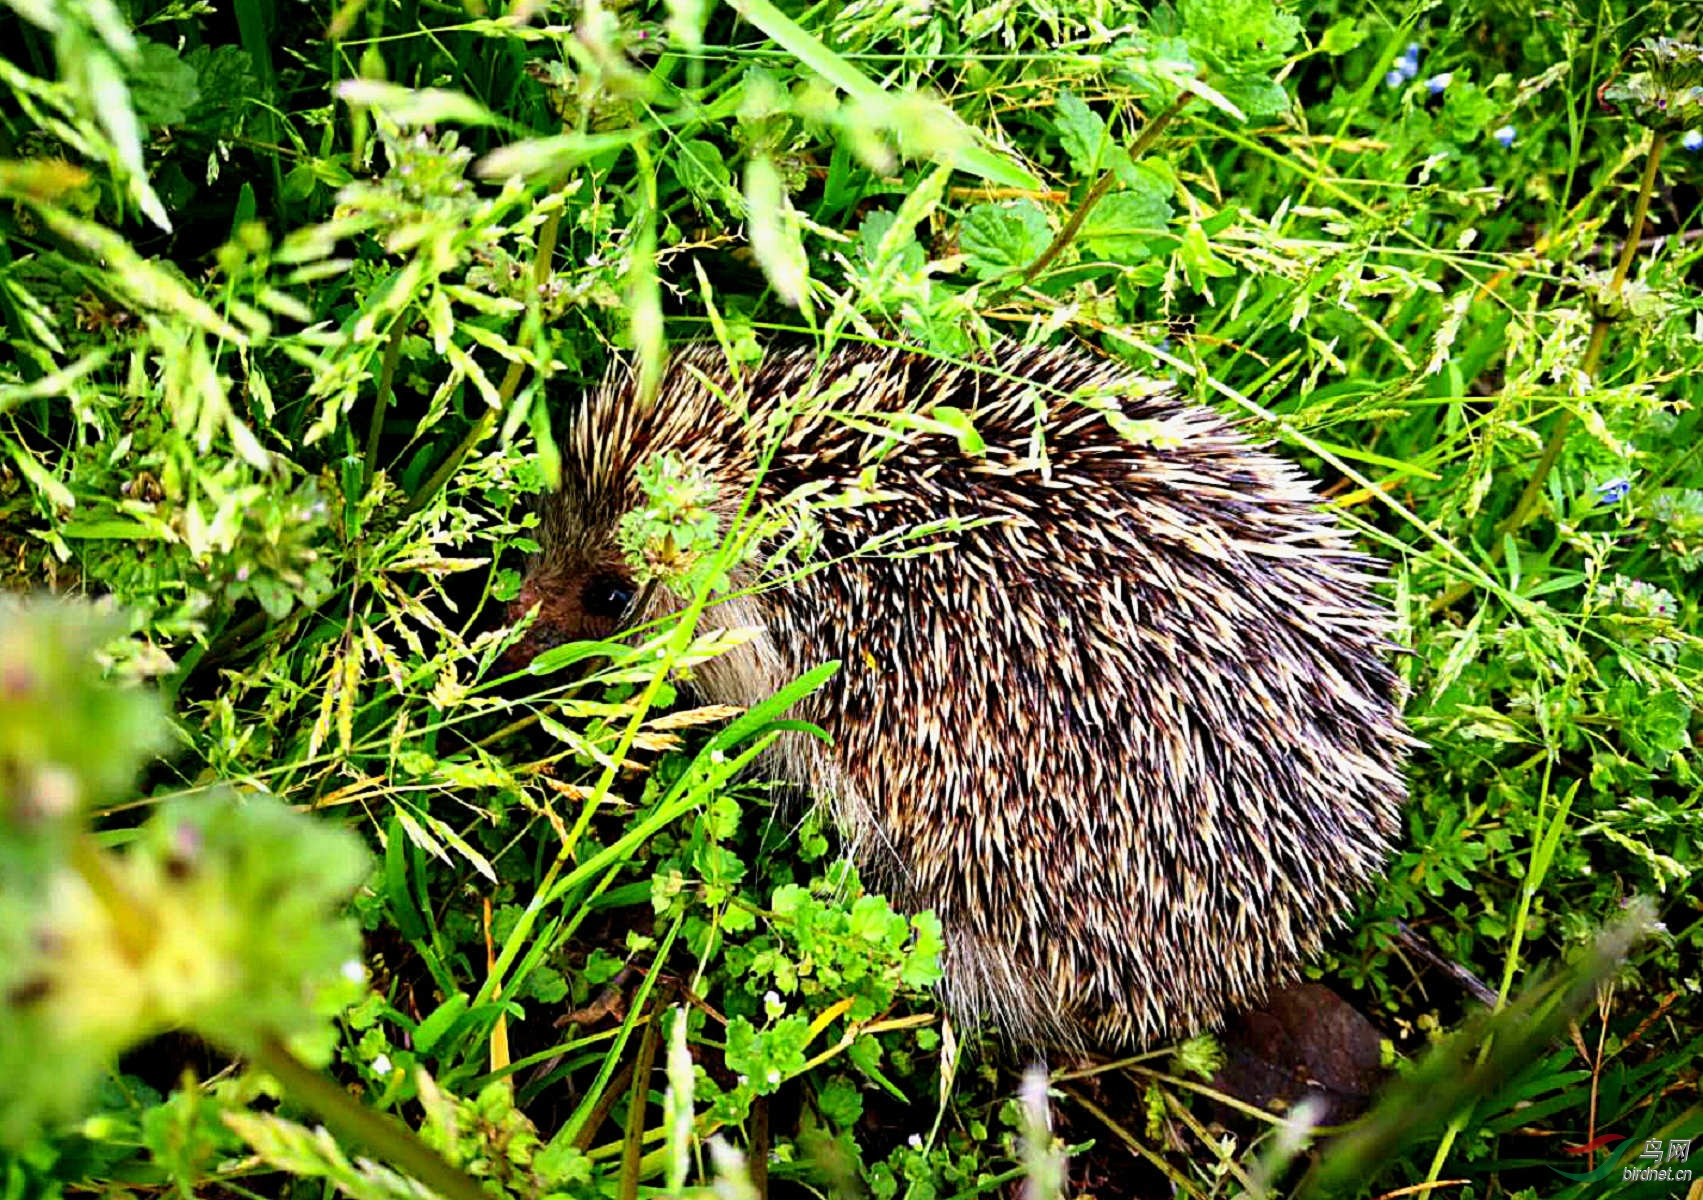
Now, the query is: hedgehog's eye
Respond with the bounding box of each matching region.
[582,573,636,620]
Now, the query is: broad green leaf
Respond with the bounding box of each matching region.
[1178,220,1236,291]
[958,200,1051,279]
[1056,90,1112,176]
[672,138,735,209]
[857,210,924,275]
[1178,0,1302,73]
[1079,189,1173,261]
[1320,17,1365,55]
[128,40,199,128]
[1214,73,1291,120]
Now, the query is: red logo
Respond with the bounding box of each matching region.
[1562,1134,1626,1156]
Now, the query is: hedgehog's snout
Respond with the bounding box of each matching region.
[505,578,542,631]
[502,564,639,673]
[502,578,554,672]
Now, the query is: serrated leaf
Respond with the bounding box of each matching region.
[1178,0,1302,73]
[128,40,199,128]
[1079,188,1173,261]
[958,200,1050,279]
[1055,90,1111,176]
[1214,73,1290,120]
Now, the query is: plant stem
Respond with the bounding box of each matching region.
[363,313,408,494]
[617,994,666,1200]
[1429,129,1667,615]
[249,1034,487,1200]
[1012,92,1191,288]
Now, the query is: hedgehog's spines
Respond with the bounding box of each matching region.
[523,338,1410,1050]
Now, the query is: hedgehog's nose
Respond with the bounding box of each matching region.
[503,582,543,670]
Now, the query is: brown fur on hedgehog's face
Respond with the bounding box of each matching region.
[503,552,636,669]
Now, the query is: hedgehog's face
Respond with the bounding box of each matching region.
[503,550,639,672]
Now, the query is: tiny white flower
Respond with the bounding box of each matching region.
[764,990,780,1005]
[1492,124,1516,148]
[907,1134,924,1149]
[341,959,367,983]
[766,1069,782,1085]
[372,1053,392,1075]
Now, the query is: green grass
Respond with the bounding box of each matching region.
[0,0,1700,1197]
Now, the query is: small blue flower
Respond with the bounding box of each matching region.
[1492,124,1516,148]
[1426,72,1452,94]
[1385,69,1405,89]
[1595,478,1631,506]
[1397,43,1421,79]
[1684,129,1703,152]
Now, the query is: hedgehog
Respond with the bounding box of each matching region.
[505,339,1410,1050]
